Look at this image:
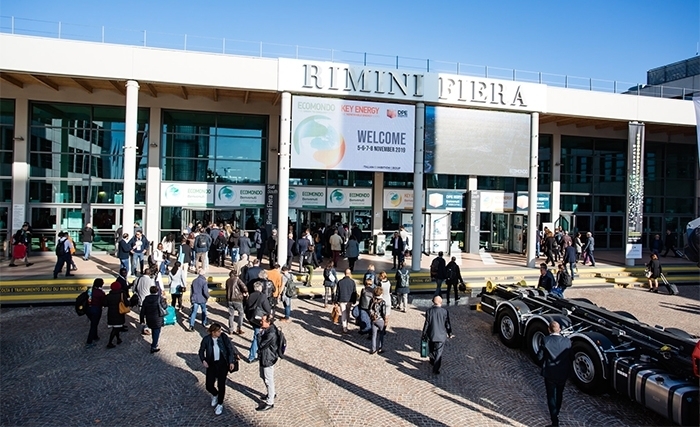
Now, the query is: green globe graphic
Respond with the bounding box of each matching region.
[329,189,344,205]
[165,185,180,199]
[293,115,346,168]
[390,192,402,207]
[218,186,235,202]
[289,189,298,203]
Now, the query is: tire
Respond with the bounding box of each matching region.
[613,310,638,321]
[496,307,521,348]
[525,320,549,363]
[571,340,607,394]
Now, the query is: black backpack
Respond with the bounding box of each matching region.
[430,258,440,277]
[276,327,287,358]
[75,291,90,316]
[56,239,67,256]
[558,271,572,289]
[196,234,208,248]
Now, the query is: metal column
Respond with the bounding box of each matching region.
[276,92,292,265]
[122,80,140,240]
[526,112,539,268]
[411,103,425,271]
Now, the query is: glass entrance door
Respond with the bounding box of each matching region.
[490,213,510,251]
[92,208,117,252]
[593,215,624,249]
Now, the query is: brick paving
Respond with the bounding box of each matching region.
[3,280,697,426]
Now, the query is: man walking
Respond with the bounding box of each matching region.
[53,232,74,279]
[662,229,678,257]
[430,252,447,296]
[225,270,248,335]
[444,256,464,304]
[193,231,212,273]
[536,321,572,427]
[329,228,343,266]
[563,243,577,280]
[256,314,279,412]
[421,295,453,375]
[582,232,596,267]
[188,268,211,331]
[81,223,95,261]
[334,269,358,333]
[129,230,149,276]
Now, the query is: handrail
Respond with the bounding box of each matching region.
[0,15,693,99]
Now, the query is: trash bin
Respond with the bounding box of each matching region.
[374,233,386,256]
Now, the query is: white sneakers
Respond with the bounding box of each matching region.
[215,404,223,415]
[211,395,218,407]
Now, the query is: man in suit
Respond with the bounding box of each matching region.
[582,232,596,267]
[536,321,572,427]
[421,295,453,375]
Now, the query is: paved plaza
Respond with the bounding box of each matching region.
[1,280,698,427]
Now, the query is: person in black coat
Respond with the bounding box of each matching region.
[117,233,132,273]
[646,253,662,293]
[103,282,127,348]
[536,321,572,427]
[139,285,167,353]
[244,281,272,362]
[421,295,453,375]
[256,314,279,412]
[390,231,406,270]
[198,323,239,416]
[538,263,556,292]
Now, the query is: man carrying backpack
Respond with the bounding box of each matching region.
[430,252,447,297]
[256,314,279,412]
[444,256,464,304]
[193,231,212,273]
[394,263,411,312]
[53,232,74,279]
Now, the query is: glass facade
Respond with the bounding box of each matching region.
[161,110,268,183]
[290,170,373,187]
[0,99,13,249]
[29,102,149,204]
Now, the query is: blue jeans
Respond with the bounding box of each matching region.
[567,262,576,279]
[283,296,291,319]
[132,252,145,275]
[120,258,130,273]
[434,279,444,296]
[189,302,208,327]
[151,327,161,350]
[315,243,323,260]
[83,242,92,260]
[536,240,540,257]
[248,326,261,361]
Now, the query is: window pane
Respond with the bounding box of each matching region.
[32,103,91,126]
[215,136,263,160]
[0,151,11,175]
[161,207,183,230]
[162,110,216,133]
[216,114,267,137]
[0,99,15,125]
[214,160,264,183]
[385,172,413,188]
[595,196,624,213]
[31,207,57,229]
[560,174,592,193]
[163,133,214,158]
[91,182,124,203]
[561,195,592,212]
[162,158,212,181]
[93,156,124,179]
[289,169,326,186]
[0,179,11,202]
[643,197,663,214]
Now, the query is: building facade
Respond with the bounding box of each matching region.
[0,34,697,264]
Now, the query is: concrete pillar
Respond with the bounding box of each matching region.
[145,107,162,241]
[10,98,29,251]
[122,80,140,240]
[411,103,425,271]
[550,132,561,227]
[372,172,384,235]
[276,92,291,265]
[526,113,539,268]
[468,175,477,191]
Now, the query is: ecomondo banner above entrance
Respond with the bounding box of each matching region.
[161,183,265,208]
[291,95,415,172]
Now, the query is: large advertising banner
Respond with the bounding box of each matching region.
[161,182,213,207]
[327,188,372,209]
[383,189,415,210]
[625,122,645,260]
[288,186,326,208]
[214,185,265,207]
[291,96,415,172]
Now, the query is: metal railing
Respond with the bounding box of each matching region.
[0,16,694,99]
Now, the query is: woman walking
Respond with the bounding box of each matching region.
[168,261,186,310]
[140,285,168,353]
[369,287,388,354]
[646,253,662,293]
[198,323,239,416]
[377,271,392,318]
[345,235,360,272]
[85,278,106,346]
[322,261,338,308]
[103,282,127,348]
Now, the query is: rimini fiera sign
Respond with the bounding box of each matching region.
[278,58,547,112]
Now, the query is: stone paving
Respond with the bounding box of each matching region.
[3,281,698,427]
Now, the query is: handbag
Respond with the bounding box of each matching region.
[644,269,652,278]
[229,359,239,373]
[331,304,341,324]
[158,299,168,317]
[420,338,429,358]
[118,300,130,314]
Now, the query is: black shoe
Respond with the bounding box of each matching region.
[255,404,274,412]
[9,264,17,267]
[25,263,34,267]
[66,274,75,277]
[455,297,461,301]
[120,326,129,332]
[106,343,116,349]
[261,394,277,400]
[117,338,123,345]
[150,348,160,353]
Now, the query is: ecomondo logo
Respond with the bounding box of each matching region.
[164,184,180,200]
[388,191,402,207]
[328,189,345,206]
[217,186,236,202]
[293,115,346,168]
[289,189,298,204]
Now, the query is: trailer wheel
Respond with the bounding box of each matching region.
[496,307,521,348]
[525,320,549,363]
[571,340,606,394]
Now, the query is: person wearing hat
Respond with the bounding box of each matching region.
[86,278,106,346]
[103,282,128,348]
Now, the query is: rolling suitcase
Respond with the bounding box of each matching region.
[420,339,429,358]
[673,248,689,260]
[659,273,678,296]
[164,306,177,326]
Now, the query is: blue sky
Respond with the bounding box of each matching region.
[0,0,696,86]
